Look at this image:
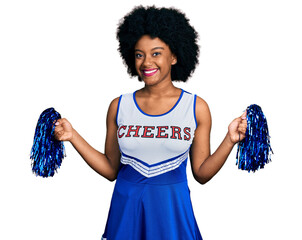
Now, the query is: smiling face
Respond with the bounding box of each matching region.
[134,35,177,87]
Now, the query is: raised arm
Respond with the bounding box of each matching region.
[54,97,121,181]
[189,96,247,184]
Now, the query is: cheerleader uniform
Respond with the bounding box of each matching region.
[102,89,203,240]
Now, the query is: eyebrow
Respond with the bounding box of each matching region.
[135,47,165,52]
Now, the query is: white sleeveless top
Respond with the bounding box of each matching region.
[116,89,197,178]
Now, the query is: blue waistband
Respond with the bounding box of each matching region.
[117,158,188,185]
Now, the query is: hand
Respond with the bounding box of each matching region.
[227,111,247,144]
[54,118,74,142]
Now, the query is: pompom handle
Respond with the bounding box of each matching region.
[30,108,66,177]
[236,104,273,172]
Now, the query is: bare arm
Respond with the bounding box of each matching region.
[54,98,121,181]
[190,97,247,184]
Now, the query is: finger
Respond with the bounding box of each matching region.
[54,130,64,141]
[238,127,246,134]
[238,123,247,133]
[239,120,247,128]
[238,125,246,136]
[55,118,64,125]
[53,119,60,126]
[239,119,247,128]
[54,125,63,132]
[241,110,247,120]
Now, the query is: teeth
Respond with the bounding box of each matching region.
[144,69,157,74]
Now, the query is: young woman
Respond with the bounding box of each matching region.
[54,6,247,240]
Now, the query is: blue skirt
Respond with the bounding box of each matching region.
[102,159,202,240]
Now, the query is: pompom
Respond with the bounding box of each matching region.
[236,104,273,172]
[30,108,65,177]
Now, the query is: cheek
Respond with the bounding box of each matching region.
[134,60,143,75]
[134,59,140,69]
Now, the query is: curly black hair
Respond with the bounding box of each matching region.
[116,6,199,82]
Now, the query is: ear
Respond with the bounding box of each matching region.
[171,54,177,65]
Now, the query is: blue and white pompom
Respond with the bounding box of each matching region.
[30,108,65,177]
[236,104,273,172]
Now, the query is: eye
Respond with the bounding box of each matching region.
[152,52,161,57]
[135,53,143,59]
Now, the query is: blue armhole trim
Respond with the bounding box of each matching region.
[116,95,122,125]
[193,94,198,128]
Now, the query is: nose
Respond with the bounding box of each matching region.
[142,54,153,68]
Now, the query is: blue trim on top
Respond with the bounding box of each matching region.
[115,95,122,125]
[133,89,184,117]
[183,89,192,95]
[193,94,198,128]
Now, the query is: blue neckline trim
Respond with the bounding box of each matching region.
[133,89,184,117]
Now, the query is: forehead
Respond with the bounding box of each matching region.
[135,35,169,50]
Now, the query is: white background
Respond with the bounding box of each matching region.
[1,0,301,239]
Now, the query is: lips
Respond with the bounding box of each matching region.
[142,68,158,77]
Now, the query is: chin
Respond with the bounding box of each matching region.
[142,78,161,86]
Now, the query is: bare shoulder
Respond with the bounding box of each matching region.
[109,97,120,110]
[195,96,211,126]
[107,97,121,122]
[195,96,209,111]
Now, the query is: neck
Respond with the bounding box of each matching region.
[142,81,178,97]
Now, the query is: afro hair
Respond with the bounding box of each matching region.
[116,6,199,82]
